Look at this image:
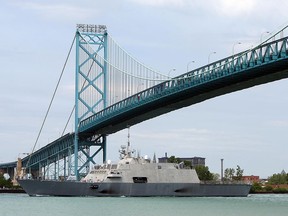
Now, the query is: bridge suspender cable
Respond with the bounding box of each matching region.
[25,34,76,170]
[78,32,170,81]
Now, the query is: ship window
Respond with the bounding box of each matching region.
[133,177,147,183]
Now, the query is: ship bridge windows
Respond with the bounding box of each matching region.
[133,177,147,183]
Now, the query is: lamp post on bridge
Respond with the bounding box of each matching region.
[232,42,241,56]
[187,61,195,72]
[260,31,270,43]
[168,68,176,78]
[208,52,216,64]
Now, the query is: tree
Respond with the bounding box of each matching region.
[223,165,244,181]
[250,182,263,193]
[212,173,220,181]
[224,168,235,181]
[0,174,13,188]
[268,170,288,184]
[264,185,273,192]
[183,160,192,168]
[167,157,192,169]
[195,165,213,181]
[167,156,181,163]
[234,165,244,181]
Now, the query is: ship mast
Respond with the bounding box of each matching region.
[127,126,131,157]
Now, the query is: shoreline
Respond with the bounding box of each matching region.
[0,188,25,194]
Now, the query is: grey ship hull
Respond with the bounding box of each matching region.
[18,179,251,197]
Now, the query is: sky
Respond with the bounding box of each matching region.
[1,0,288,178]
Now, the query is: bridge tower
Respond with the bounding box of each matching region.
[74,24,108,179]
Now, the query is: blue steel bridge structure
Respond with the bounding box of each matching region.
[1,24,288,181]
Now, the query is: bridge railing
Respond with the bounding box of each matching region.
[22,133,75,169]
[177,36,288,81]
[79,36,288,133]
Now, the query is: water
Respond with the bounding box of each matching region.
[0,194,288,216]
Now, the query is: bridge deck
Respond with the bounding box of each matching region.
[79,36,288,138]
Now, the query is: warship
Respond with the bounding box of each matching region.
[18,139,251,197]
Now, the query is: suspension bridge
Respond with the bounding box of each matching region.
[1,24,288,181]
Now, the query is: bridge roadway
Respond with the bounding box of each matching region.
[1,36,288,172]
[79,36,288,138]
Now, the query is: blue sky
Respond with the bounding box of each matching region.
[1,0,288,178]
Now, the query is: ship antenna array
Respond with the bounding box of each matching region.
[127,126,130,148]
[127,126,132,157]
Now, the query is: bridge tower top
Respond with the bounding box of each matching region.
[76,24,107,34]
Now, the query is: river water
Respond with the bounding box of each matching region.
[0,193,287,216]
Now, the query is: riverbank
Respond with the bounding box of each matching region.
[0,188,25,194]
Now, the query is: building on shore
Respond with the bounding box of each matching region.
[158,153,205,168]
[241,175,260,183]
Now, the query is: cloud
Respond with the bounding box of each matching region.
[217,0,257,16]
[11,1,96,22]
[270,120,288,127]
[128,0,186,7]
[128,0,258,17]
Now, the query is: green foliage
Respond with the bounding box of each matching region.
[167,156,181,164]
[183,160,192,168]
[224,165,244,181]
[224,168,235,180]
[250,182,263,193]
[273,187,287,193]
[167,156,192,168]
[167,156,213,181]
[268,171,288,184]
[264,185,273,192]
[250,181,288,194]
[212,173,220,181]
[0,174,13,188]
[235,165,244,180]
[195,165,214,181]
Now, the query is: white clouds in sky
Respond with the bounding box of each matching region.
[128,0,187,7]
[129,0,257,16]
[217,0,256,16]
[10,1,96,22]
